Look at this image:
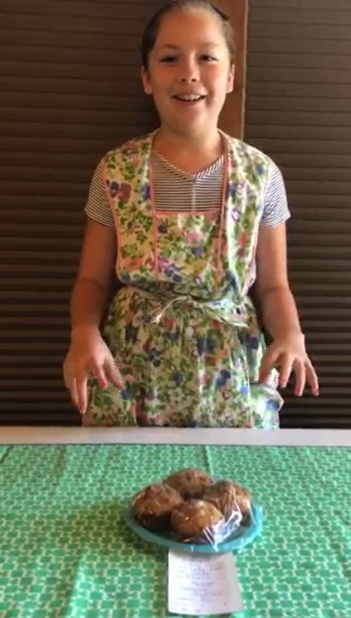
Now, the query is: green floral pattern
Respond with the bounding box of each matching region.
[85,132,283,427]
[1,444,351,618]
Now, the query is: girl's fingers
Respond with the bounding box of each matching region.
[105,360,126,389]
[75,374,88,414]
[89,360,109,389]
[278,355,294,388]
[306,361,319,396]
[259,347,280,383]
[293,362,306,397]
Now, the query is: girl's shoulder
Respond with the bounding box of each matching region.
[223,132,272,164]
[223,133,274,183]
[102,131,155,165]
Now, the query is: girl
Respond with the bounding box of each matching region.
[63,0,319,428]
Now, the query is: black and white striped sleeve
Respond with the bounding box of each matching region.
[261,161,291,227]
[84,162,114,228]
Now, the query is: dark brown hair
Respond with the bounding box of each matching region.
[141,0,236,70]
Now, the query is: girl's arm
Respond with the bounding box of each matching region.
[255,223,318,395]
[255,223,301,340]
[70,218,117,340]
[64,219,122,412]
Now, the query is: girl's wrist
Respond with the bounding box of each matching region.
[70,324,100,341]
[270,328,304,342]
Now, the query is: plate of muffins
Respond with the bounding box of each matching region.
[124,468,263,554]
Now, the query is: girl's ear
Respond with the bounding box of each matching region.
[226,64,235,94]
[141,66,153,95]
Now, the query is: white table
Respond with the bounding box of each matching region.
[1,426,351,446]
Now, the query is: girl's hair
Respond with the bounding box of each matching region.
[141,0,236,70]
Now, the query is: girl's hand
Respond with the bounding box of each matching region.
[63,326,124,414]
[259,332,319,397]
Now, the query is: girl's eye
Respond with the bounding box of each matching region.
[160,56,177,63]
[200,55,217,62]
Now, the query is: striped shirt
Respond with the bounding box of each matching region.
[85,151,290,227]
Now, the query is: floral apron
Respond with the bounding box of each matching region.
[84,130,283,428]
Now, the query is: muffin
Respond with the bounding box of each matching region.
[164,468,213,499]
[171,499,224,543]
[132,483,183,532]
[202,480,252,523]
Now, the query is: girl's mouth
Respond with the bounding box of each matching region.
[173,94,206,103]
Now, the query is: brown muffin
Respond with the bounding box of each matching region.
[164,468,213,499]
[132,483,183,532]
[202,480,252,522]
[171,499,224,543]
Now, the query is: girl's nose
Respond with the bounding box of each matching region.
[177,60,199,83]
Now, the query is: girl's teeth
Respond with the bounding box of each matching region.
[177,96,202,101]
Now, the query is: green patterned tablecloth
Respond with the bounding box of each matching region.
[0,444,351,618]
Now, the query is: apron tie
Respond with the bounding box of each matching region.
[148,293,249,330]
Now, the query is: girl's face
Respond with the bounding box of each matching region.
[142,8,234,137]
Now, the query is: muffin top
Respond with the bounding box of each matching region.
[171,499,224,542]
[203,480,251,519]
[132,482,183,517]
[164,468,213,499]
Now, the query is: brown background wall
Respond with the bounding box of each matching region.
[0,0,350,426]
[245,0,351,427]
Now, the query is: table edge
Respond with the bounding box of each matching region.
[0,427,351,446]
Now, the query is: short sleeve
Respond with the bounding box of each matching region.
[84,162,114,228]
[260,161,291,227]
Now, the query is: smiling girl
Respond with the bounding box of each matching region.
[63,0,319,428]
